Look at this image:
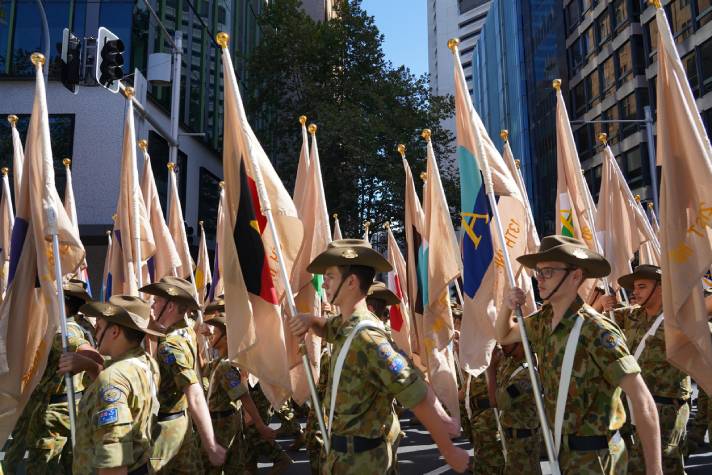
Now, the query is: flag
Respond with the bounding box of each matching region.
[8,115,24,202]
[101,229,113,302]
[654,5,712,393]
[332,214,343,240]
[219,34,304,408]
[502,135,540,251]
[385,224,413,356]
[403,156,425,354]
[0,169,13,298]
[111,94,155,296]
[208,183,225,302]
[292,117,310,215]
[0,56,85,445]
[289,124,331,404]
[195,221,212,306]
[62,159,91,293]
[596,144,660,288]
[139,142,181,282]
[638,199,661,266]
[167,164,193,279]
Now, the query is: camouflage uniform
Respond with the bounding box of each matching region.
[523,298,641,474]
[3,397,36,473]
[688,387,710,452]
[150,318,204,474]
[466,373,504,475]
[306,347,331,474]
[614,306,691,474]
[204,358,248,474]
[73,345,159,474]
[24,318,89,474]
[495,356,541,474]
[243,384,291,473]
[322,308,428,475]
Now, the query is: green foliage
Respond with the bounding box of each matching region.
[245,0,457,242]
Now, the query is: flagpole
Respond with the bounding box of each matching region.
[32,52,77,446]
[124,88,143,290]
[215,31,329,453]
[448,40,560,473]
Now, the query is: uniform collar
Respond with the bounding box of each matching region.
[336,307,380,336]
[542,296,585,333]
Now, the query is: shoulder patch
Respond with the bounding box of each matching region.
[100,385,122,403]
[387,354,406,374]
[226,367,242,388]
[163,352,176,365]
[598,330,623,350]
[96,408,118,426]
[377,342,394,360]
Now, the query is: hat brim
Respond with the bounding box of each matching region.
[205,316,226,328]
[307,247,392,274]
[517,245,611,279]
[618,270,661,290]
[367,289,400,306]
[80,303,165,337]
[65,288,93,302]
[123,311,165,337]
[140,282,199,309]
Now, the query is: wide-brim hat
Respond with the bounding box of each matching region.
[307,239,392,274]
[80,296,164,337]
[618,264,661,289]
[204,314,226,329]
[140,276,199,310]
[63,279,92,302]
[367,281,400,305]
[204,296,225,314]
[517,235,611,279]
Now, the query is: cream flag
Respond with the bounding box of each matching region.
[63,159,91,287]
[195,221,212,306]
[385,224,413,356]
[638,199,661,266]
[0,170,13,299]
[332,214,343,240]
[403,156,424,355]
[101,229,113,302]
[292,117,310,216]
[167,164,194,279]
[654,5,712,393]
[8,115,24,201]
[208,184,225,301]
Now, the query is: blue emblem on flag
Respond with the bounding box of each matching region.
[97,408,118,426]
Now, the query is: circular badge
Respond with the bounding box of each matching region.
[100,385,122,403]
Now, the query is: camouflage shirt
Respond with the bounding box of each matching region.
[614,306,691,400]
[323,308,428,438]
[495,357,538,430]
[73,345,160,474]
[156,318,199,413]
[37,316,89,399]
[523,298,640,436]
[206,358,248,412]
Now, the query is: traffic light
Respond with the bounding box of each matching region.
[96,27,125,93]
[60,28,81,94]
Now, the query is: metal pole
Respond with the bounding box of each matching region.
[644,106,659,215]
[168,31,182,209]
[35,0,50,80]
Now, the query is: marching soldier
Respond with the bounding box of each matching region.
[467,363,505,474]
[602,265,691,474]
[496,235,662,474]
[62,296,163,474]
[139,276,226,472]
[688,388,711,454]
[202,315,277,474]
[243,383,294,474]
[289,239,469,474]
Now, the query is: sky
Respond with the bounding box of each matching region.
[361,0,429,78]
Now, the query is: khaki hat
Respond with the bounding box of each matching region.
[204,296,225,314]
[63,279,92,302]
[367,281,400,306]
[517,235,610,279]
[307,239,392,274]
[80,296,164,337]
[618,264,661,289]
[205,314,226,329]
[140,276,199,310]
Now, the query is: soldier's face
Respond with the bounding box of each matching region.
[633,279,661,308]
[323,266,345,303]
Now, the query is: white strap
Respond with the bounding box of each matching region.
[327,320,382,446]
[554,315,585,456]
[509,363,528,381]
[628,313,665,425]
[464,374,472,420]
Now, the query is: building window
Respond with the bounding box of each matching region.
[575,125,593,160]
[573,80,587,116]
[566,0,582,32]
[604,105,620,144]
[646,19,659,63]
[198,167,221,243]
[620,92,639,137]
[669,0,693,43]
[625,146,644,188]
[602,55,616,100]
[147,131,187,215]
[698,0,712,27]
[613,0,630,30]
[584,26,596,58]
[587,69,602,108]
[597,8,613,44]
[700,38,712,95]
[585,164,603,198]
[682,50,699,96]
[617,41,634,82]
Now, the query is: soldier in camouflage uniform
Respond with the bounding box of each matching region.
[202,315,276,474]
[604,265,691,474]
[466,370,505,474]
[18,280,95,474]
[688,387,711,453]
[62,296,163,474]
[494,342,542,474]
[498,236,662,474]
[306,342,331,474]
[274,399,306,450]
[289,239,469,474]
[140,276,226,473]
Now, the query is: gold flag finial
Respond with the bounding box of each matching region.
[649,0,662,9]
[299,115,307,125]
[219,180,225,189]
[647,202,654,210]
[421,129,432,142]
[123,86,134,99]
[514,159,521,169]
[332,213,338,219]
[106,229,112,236]
[420,171,428,182]
[552,79,562,91]
[216,32,230,48]
[364,220,371,229]
[308,123,317,135]
[112,213,118,222]
[199,220,204,227]
[634,194,641,204]
[138,139,148,151]
[167,162,176,172]
[500,129,509,142]
[1,168,8,176]
[383,221,390,229]
[598,132,608,145]
[447,38,460,52]
[63,158,71,167]
[7,115,18,127]
[31,52,45,66]
[397,144,406,158]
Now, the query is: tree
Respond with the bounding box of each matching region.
[245,0,457,241]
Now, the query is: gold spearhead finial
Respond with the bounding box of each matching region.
[199,220,204,227]
[63,158,71,167]
[383,221,390,229]
[31,52,45,66]
[332,213,338,219]
[634,194,641,204]
[123,86,134,99]
[1,168,8,176]
[167,162,176,172]
[112,213,118,222]
[421,129,432,142]
[552,79,562,91]
[649,0,662,9]
[216,32,230,48]
[138,139,148,151]
[299,115,307,125]
[514,159,521,169]
[500,129,509,142]
[397,144,406,158]
[308,123,317,135]
[598,132,608,145]
[447,38,460,52]
[219,180,225,189]
[420,171,428,182]
[363,220,371,230]
[106,229,112,236]
[7,115,18,127]
[647,202,654,210]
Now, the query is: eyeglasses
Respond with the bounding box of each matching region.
[533,267,574,280]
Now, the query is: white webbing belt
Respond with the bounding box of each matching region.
[464,374,472,420]
[628,313,665,425]
[327,320,382,451]
[554,315,585,456]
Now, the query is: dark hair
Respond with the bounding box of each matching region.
[366,297,387,317]
[121,326,146,344]
[65,295,85,316]
[338,265,375,294]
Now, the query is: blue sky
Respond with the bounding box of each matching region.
[361,0,428,78]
